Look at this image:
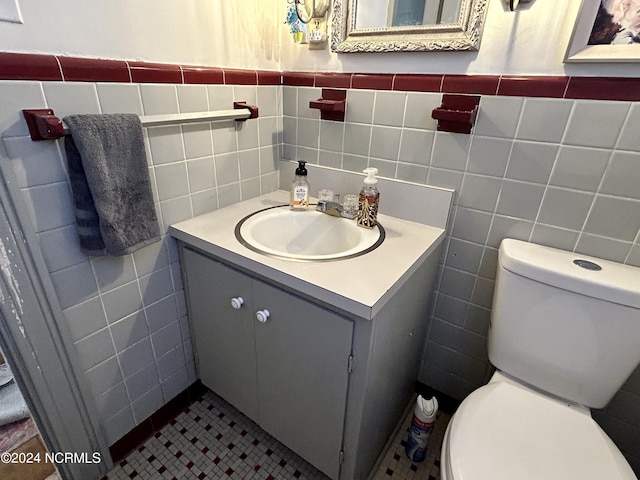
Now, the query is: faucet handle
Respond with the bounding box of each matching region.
[341,194,359,219]
[318,189,334,202]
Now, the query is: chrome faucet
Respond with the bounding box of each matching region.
[316,200,344,217]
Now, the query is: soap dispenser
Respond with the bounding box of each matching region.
[290,161,310,210]
[356,168,380,229]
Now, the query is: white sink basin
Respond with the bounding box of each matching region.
[235,205,385,261]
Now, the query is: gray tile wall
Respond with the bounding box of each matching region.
[1,78,638,472]
[282,86,640,472]
[0,80,281,445]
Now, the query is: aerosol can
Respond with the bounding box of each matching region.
[405,395,438,462]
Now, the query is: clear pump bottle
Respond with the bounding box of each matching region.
[290,161,310,210]
[356,168,379,229]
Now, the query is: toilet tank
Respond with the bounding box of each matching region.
[488,239,640,409]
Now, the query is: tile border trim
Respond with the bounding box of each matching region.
[0,52,281,86]
[1,52,640,101]
[108,381,207,464]
[284,71,640,102]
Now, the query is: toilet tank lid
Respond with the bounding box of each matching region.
[499,239,640,309]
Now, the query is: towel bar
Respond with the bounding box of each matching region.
[22,102,259,141]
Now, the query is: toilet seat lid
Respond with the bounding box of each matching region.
[447,380,636,480]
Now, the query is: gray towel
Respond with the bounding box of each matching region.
[0,381,30,427]
[63,114,160,256]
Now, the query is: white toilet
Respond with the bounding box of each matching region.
[440,238,640,480]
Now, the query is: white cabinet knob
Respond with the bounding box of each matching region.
[230,297,244,309]
[256,309,270,323]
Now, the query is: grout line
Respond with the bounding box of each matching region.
[53,56,65,81]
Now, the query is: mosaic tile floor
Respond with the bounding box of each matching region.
[371,406,450,480]
[102,391,451,480]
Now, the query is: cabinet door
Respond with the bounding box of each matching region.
[182,248,259,421]
[253,281,353,479]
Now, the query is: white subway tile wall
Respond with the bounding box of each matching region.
[0,80,282,446]
[282,85,640,472]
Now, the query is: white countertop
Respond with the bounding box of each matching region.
[170,190,446,319]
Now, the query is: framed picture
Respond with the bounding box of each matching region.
[564,0,640,62]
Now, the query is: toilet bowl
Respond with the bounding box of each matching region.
[440,239,640,480]
[440,372,636,480]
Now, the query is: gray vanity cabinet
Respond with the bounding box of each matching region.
[182,247,353,479]
[182,247,259,420]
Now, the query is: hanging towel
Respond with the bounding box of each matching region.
[0,363,13,387]
[0,382,30,427]
[0,364,29,427]
[63,114,160,256]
